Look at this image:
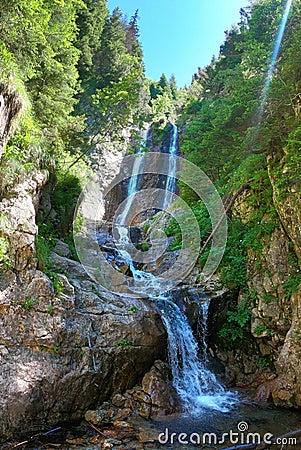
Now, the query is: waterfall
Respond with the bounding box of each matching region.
[163,124,178,210]
[156,296,236,414]
[112,123,236,413]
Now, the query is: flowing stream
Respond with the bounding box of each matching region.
[114,124,236,414]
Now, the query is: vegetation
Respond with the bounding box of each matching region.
[166,0,301,350]
[0,0,300,362]
[218,300,252,343]
[116,339,133,349]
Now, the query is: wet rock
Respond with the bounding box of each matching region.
[137,426,159,443]
[141,361,180,416]
[112,393,127,408]
[255,382,273,402]
[111,408,132,421]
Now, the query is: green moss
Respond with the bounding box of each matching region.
[116,339,133,349]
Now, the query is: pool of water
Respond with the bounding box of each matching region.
[148,395,301,449]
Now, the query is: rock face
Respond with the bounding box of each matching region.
[0,249,166,441]
[0,124,166,441]
[85,360,180,424]
[0,170,48,270]
[0,83,23,159]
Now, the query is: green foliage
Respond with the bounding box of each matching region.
[140,243,150,252]
[116,339,133,349]
[51,170,83,237]
[179,0,301,193]
[258,356,272,369]
[35,235,52,271]
[283,272,301,298]
[39,345,61,354]
[44,270,64,294]
[219,300,252,343]
[0,0,84,154]
[164,199,211,253]
[47,304,55,316]
[143,224,150,234]
[91,55,145,140]
[253,325,268,336]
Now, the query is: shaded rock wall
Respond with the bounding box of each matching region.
[0,83,23,159]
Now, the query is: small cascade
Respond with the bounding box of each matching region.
[156,296,236,414]
[163,124,178,210]
[116,156,145,227]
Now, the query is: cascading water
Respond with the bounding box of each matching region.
[163,124,178,210]
[156,296,236,414]
[112,124,236,413]
[199,299,210,362]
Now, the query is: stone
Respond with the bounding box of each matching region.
[111,408,132,421]
[137,427,159,443]
[53,239,71,258]
[255,382,273,402]
[141,361,180,416]
[85,409,107,425]
[112,393,127,408]
[0,83,23,159]
[112,421,134,431]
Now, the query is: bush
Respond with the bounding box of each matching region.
[35,235,52,271]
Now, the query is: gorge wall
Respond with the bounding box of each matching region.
[208,144,301,408]
[0,86,166,441]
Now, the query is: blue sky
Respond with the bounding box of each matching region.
[107,0,249,87]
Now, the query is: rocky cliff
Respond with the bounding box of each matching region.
[210,147,301,407]
[0,87,166,441]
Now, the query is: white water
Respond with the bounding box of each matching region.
[163,124,178,210]
[112,124,236,413]
[116,154,144,228]
[199,299,210,362]
[157,296,236,414]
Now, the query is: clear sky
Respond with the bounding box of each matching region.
[107,0,249,87]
